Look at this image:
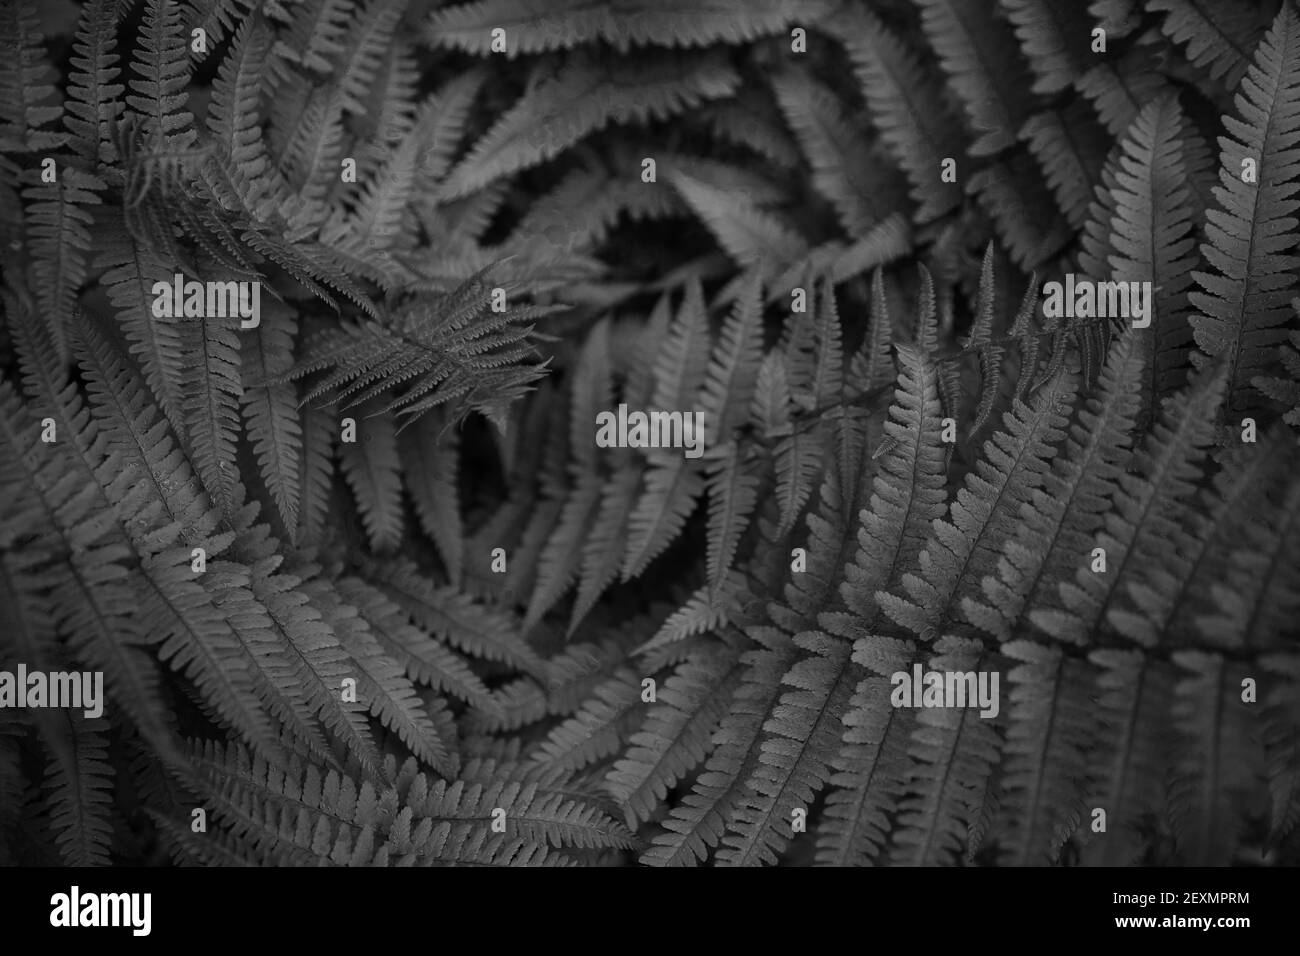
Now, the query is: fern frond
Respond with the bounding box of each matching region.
[667,167,809,277]
[1168,650,1261,864]
[3,317,178,752]
[95,231,185,433]
[1107,93,1201,420]
[429,0,824,54]
[770,67,909,234]
[529,670,642,774]
[1020,101,1108,230]
[338,401,405,552]
[880,369,1076,641]
[1074,45,1175,138]
[697,91,802,170]
[23,166,103,362]
[334,0,406,117]
[398,412,463,583]
[205,14,274,204]
[335,574,495,714]
[360,557,546,680]
[833,6,964,223]
[816,345,948,866]
[439,50,739,200]
[1188,3,1300,412]
[64,0,126,167]
[1029,353,1226,645]
[1261,652,1300,846]
[1082,648,1176,864]
[272,0,352,75]
[1149,0,1269,87]
[277,271,557,429]
[1253,326,1300,427]
[1195,472,1300,650]
[42,712,115,866]
[967,152,1072,269]
[187,739,627,864]
[126,0,197,151]
[0,0,64,152]
[888,636,1002,865]
[994,639,1094,864]
[640,625,800,866]
[304,576,452,775]
[181,302,244,520]
[917,0,1036,157]
[964,333,1144,642]
[606,642,744,825]
[239,299,302,531]
[998,0,1093,94]
[71,322,290,763]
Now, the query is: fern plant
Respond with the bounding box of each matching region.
[1,0,1297,868]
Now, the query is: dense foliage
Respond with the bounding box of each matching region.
[1,0,1298,867]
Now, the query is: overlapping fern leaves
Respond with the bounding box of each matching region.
[1,0,1298,867]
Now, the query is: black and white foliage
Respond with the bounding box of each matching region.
[0,0,1298,867]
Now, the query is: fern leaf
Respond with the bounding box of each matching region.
[606,642,744,824]
[964,332,1144,642]
[1107,94,1201,419]
[363,558,546,680]
[998,0,1093,94]
[1030,362,1226,645]
[1168,651,1261,864]
[335,0,407,117]
[1082,648,1176,864]
[308,578,451,775]
[640,625,800,865]
[668,167,809,277]
[440,50,738,200]
[968,152,1073,270]
[1261,652,1300,846]
[571,466,641,634]
[126,0,197,150]
[1075,45,1176,138]
[96,230,187,435]
[338,401,405,552]
[336,575,494,714]
[1150,0,1269,87]
[816,346,948,865]
[181,305,243,520]
[889,637,1003,865]
[64,0,126,166]
[881,369,1076,641]
[239,299,302,532]
[994,640,1095,864]
[42,712,115,866]
[770,67,909,233]
[917,0,1036,156]
[429,0,826,54]
[273,0,352,75]
[205,14,273,203]
[0,0,64,152]
[71,322,289,763]
[398,413,463,584]
[1020,101,1109,231]
[23,166,103,362]
[1188,4,1300,412]
[834,6,964,223]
